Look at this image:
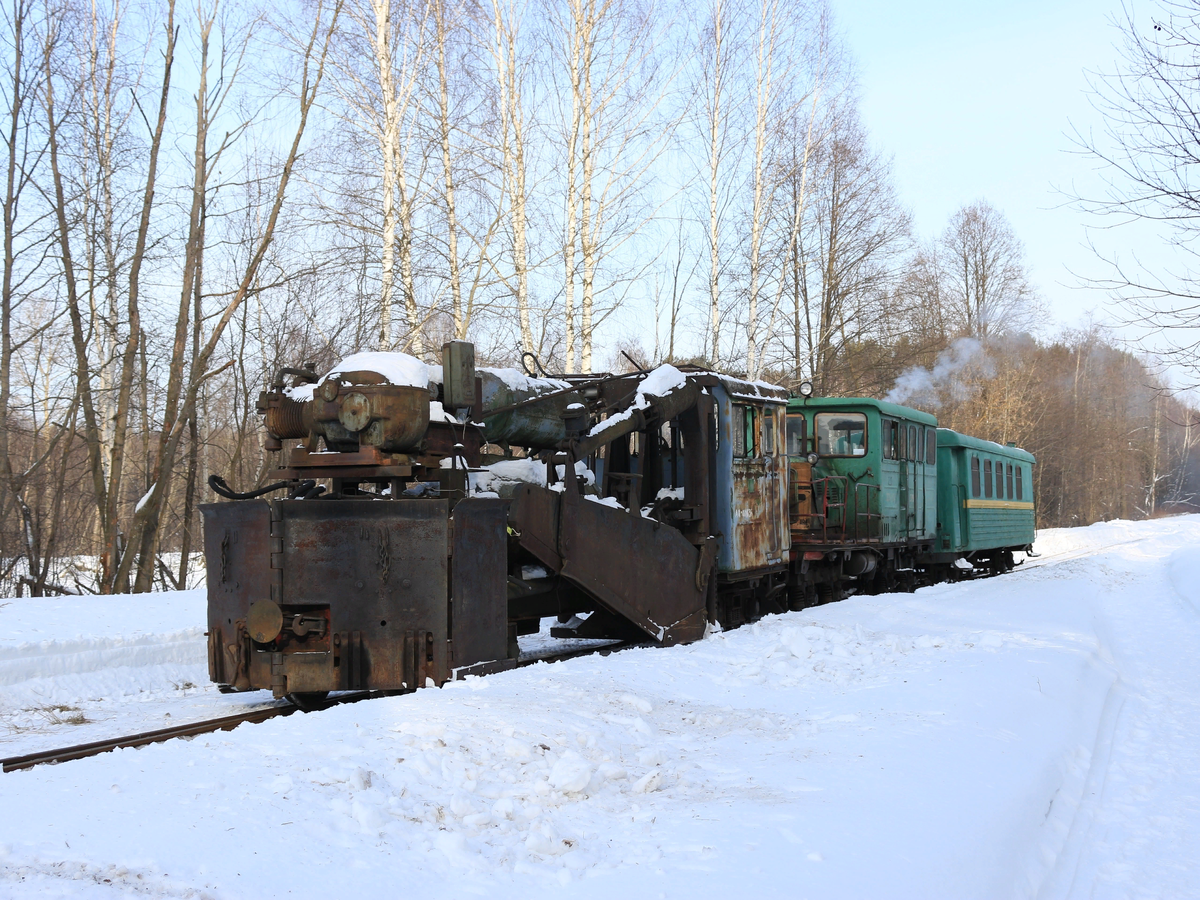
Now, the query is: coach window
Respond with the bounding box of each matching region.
[1015,465,1024,500]
[786,414,807,458]
[925,428,936,465]
[971,455,981,496]
[816,412,867,457]
[1006,464,1014,499]
[984,459,993,498]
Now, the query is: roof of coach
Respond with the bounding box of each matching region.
[936,427,1036,463]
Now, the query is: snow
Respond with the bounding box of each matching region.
[280,352,430,401]
[633,364,687,403]
[469,458,595,498]
[326,351,430,389]
[585,365,687,439]
[429,400,459,424]
[132,484,155,515]
[283,382,315,401]
[479,367,572,394]
[3,516,1200,897]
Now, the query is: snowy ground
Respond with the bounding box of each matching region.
[2,517,1199,898]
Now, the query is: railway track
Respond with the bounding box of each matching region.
[2,639,634,774]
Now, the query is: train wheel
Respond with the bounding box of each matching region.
[286,691,330,711]
[816,583,841,605]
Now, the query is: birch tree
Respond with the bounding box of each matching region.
[329,0,428,356]
[123,1,343,591]
[487,0,535,352]
[549,0,683,372]
[696,0,741,366]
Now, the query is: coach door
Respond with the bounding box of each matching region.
[897,421,910,537]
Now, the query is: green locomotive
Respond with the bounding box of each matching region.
[784,393,1034,605]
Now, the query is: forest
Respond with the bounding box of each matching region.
[1,0,1197,596]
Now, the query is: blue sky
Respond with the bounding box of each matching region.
[833,0,1151,334]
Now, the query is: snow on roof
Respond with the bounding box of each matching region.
[326,351,429,388]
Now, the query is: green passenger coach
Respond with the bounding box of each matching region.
[933,428,1035,571]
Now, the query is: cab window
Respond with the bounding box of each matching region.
[762,410,776,455]
[732,404,757,458]
[971,456,981,496]
[984,459,993,498]
[925,429,936,465]
[882,420,894,459]
[1005,464,1013,498]
[1016,465,1024,500]
[816,412,867,457]
[908,425,918,461]
[785,414,807,457]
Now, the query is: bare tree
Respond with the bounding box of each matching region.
[548,0,683,372]
[43,0,175,593]
[123,1,343,591]
[938,200,1038,340]
[486,0,536,353]
[787,99,909,393]
[1079,0,1200,385]
[697,0,740,366]
[328,0,428,356]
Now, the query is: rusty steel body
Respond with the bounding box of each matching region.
[508,477,708,646]
[203,342,807,699]
[477,368,583,448]
[202,497,511,697]
[706,377,791,574]
[261,378,431,454]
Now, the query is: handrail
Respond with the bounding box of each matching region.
[791,475,882,545]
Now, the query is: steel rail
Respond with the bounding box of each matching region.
[1,641,638,774]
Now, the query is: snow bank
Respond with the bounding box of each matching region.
[0,588,206,703]
[4,516,1200,898]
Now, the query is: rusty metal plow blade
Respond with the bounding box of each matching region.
[511,482,708,645]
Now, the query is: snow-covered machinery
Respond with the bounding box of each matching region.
[202,341,794,704]
[202,340,1036,705]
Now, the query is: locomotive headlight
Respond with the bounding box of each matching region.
[799,380,814,397]
[807,451,819,465]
